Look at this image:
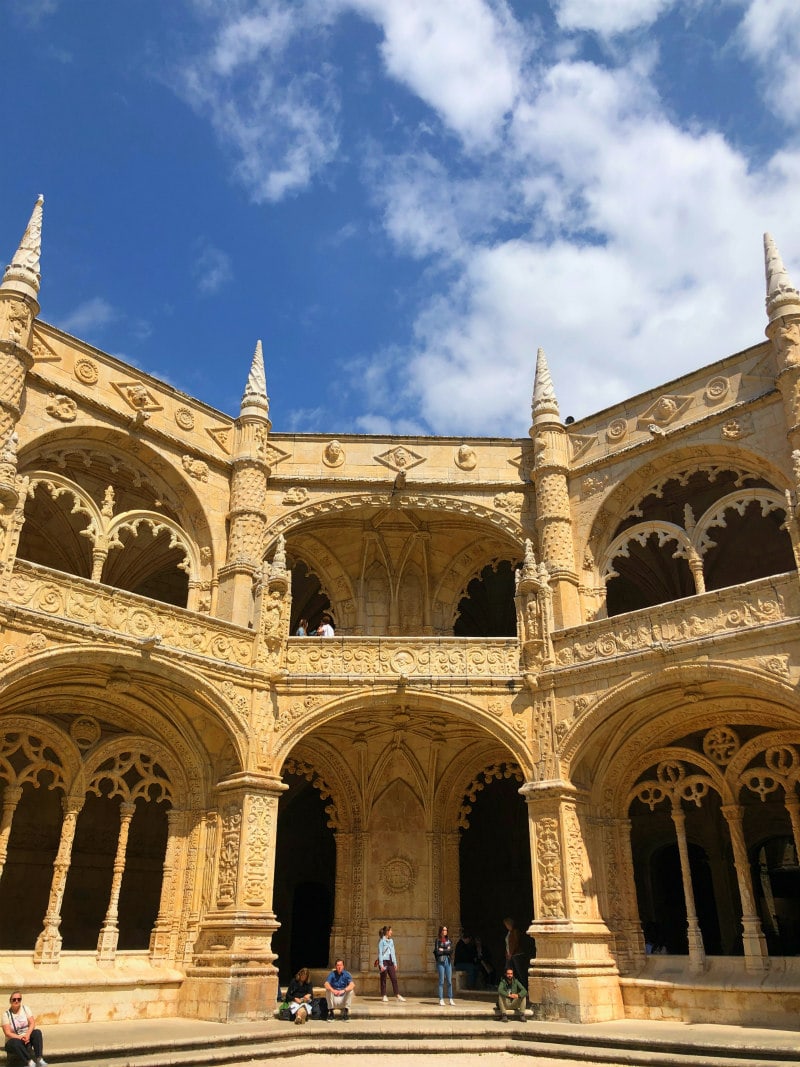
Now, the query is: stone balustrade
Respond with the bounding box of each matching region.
[285,635,520,679]
[6,559,256,666]
[553,571,799,669]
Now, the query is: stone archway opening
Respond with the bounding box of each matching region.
[275,702,532,992]
[458,767,533,981]
[273,766,336,982]
[454,560,517,637]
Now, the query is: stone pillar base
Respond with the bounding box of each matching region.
[528,922,624,1023]
[179,966,280,1021]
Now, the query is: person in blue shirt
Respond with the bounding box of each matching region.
[377,925,406,1002]
[324,959,355,1020]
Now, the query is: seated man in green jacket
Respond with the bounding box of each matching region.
[497,967,528,1022]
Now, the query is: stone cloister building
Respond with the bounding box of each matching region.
[0,197,798,1027]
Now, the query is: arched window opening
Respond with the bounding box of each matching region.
[454,560,516,637]
[273,770,336,981]
[752,836,800,956]
[60,791,118,949]
[459,771,533,978]
[615,469,769,538]
[606,468,786,616]
[606,533,694,616]
[17,482,93,579]
[703,501,793,591]
[290,560,331,634]
[117,798,169,949]
[0,780,62,948]
[103,523,189,607]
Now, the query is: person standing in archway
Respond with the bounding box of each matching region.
[377,925,406,1002]
[503,917,526,985]
[433,924,455,1006]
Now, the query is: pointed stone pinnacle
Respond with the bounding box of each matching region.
[240,339,270,417]
[532,346,560,421]
[2,195,44,302]
[764,233,800,323]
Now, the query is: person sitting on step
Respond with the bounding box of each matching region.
[496,967,528,1023]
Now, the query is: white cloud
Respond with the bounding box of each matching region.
[354,48,800,435]
[551,0,677,36]
[193,241,233,294]
[58,297,117,336]
[176,3,341,202]
[346,0,523,147]
[737,0,800,127]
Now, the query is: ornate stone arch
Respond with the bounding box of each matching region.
[19,429,216,568]
[107,509,200,579]
[0,649,247,807]
[600,521,691,582]
[584,446,791,591]
[266,492,525,545]
[82,735,184,806]
[281,739,360,833]
[0,715,76,793]
[277,529,356,630]
[692,487,789,555]
[561,662,800,791]
[433,539,523,632]
[273,686,534,781]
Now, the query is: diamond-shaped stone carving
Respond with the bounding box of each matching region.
[111,380,163,413]
[206,426,231,453]
[374,446,425,473]
[635,394,691,432]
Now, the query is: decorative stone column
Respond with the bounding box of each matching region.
[529,349,581,629]
[522,780,623,1022]
[597,815,645,974]
[97,800,136,962]
[180,773,286,1020]
[0,783,22,886]
[34,793,85,965]
[150,808,188,964]
[670,804,706,974]
[217,341,271,627]
[720,804,769,971]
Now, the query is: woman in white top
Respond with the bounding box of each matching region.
[377,925,405,1002]
[2,991,47,1067]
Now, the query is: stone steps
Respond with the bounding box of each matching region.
[51,1017,800,1067]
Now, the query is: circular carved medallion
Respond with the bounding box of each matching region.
[74,357,99,384]
[381,856,415,895]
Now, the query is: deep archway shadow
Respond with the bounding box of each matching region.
[458,775,533,980]
[273,774,336,982]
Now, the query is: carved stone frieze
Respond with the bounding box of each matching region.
[554,576,793,667]
[6,561,255,665]
[284,637,519,679]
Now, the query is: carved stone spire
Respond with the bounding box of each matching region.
[2,195,44,304]
[531,346,560,426]
[764,233,800,324]
[240,339,270,420]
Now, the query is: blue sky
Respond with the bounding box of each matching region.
[2,0,799,436]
